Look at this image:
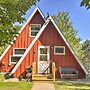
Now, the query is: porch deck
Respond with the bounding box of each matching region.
[32,62,55,82]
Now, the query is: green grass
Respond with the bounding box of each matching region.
[54,81,90,90]
[0,82,33,90]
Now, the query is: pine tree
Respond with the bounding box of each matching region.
[82,40,90,71]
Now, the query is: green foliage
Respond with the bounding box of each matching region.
[0,74,5,81]
[0,0,40,24]
[82,40,90,71]
[53,12,85,59]
[81,0,90,9]
[0,25,20,46]
[0,25,21,56]
[0,0,39,47]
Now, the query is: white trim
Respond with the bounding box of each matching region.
[10,55,21,64]
[11,16,88,75]
[54,46,65,55]
[13,48,26,56]
[19,7,45,34]
[0,45,11,61]
[30,24,41,37]
[38,46,50,73]
[48,16,88,74]
[0,7,45,61]
[11,19,50,74]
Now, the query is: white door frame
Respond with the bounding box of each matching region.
[38,46,50,73]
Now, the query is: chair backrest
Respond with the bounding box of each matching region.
[59,67,77,74]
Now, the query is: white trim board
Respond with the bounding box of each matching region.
[0,7,45,61]
[49,16,88,74]
[11,19,50,74]
[11,16,88,75]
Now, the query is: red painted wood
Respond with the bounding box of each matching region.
[1,10,85,78]
[1,10,45,76]
[14,21,85,78]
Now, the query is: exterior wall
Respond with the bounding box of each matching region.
[0,10,45,73]
[14,21,85,78]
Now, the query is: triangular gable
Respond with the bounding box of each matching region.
[0,7,45,61]
[11,16,88,75]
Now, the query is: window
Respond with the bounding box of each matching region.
[30,24,41,37]
[13,48,26,56]
[39,46,49,61]
[10,56,21,64]
[54,46,65,55]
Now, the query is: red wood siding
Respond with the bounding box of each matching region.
[14,21,85,78]
[1,10,45,73]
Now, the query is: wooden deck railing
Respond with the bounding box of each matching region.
[52,62,55,81]
[32,61,55,81]
[32,62,36,80]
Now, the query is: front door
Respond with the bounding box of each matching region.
[38,46,50,73]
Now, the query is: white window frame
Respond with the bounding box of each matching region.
[30,24,41,37]
[10,55,21,64]
[54,46,65,55]
[13,48,26,56]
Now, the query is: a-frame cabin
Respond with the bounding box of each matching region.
[0,7,88,81]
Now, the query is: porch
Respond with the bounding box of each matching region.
[32,62,55,82]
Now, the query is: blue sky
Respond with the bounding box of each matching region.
[25,0,90,41]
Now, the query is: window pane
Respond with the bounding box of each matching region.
[55,47,64,53]
[30,24,41,36]
[31,32,38,36]
[31,25,41,30]
[40,55,47,61]
[40,48,47,54]
[15,49,26,55]
[11,56,21,63]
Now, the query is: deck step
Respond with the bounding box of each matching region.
[32,78,53,81]
[32,74,53,81]
[34,74,52,77]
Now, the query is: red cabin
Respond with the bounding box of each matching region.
[0,7,88,80]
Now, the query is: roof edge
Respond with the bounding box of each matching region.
[11,16,88,75]
[11,19,50,74]
[0,7,45,61]
[49,16,88,75]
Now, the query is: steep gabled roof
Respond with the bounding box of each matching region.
[11,16,88,75]
[0,7,88,75]
[0,7,45,61]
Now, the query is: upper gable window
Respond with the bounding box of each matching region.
[30,24,41,37]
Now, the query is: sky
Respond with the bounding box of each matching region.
[24,0,90,41]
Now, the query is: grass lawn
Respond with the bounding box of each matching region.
[54,81,90,90]
[0,82,33,90]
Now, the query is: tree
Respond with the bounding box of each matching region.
[0,0,40,46]
[82,40,90,71]
[81,0,90,9]
[0,25,22,56]
[53,12,85,59]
